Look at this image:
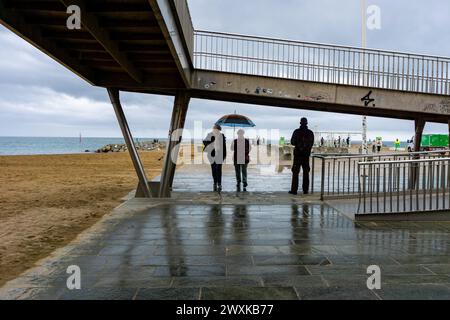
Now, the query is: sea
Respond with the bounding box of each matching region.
[0,136,404,156]
[0,136,155,156]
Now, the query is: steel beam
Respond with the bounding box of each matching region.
[107,88,152,198]
[0,0,94,85]
[159,91,190,198]
[147,0,192,87]
[59,0,144,83]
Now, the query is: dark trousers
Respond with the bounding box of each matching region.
[211,163,223,185]
[234,164,248,185]
[291,156,310,194]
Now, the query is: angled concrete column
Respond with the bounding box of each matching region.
[410,118,426,189]
[107,88,152,198]
[159,91,190,198]
[414,119,426,155]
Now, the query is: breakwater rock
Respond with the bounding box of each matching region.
[96,140,165,153]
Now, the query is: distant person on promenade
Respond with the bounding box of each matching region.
[320,137,325,147]
[377,139,382,153]
[289,118,315,195]
[203,124,227,192]
[395,139,401,151]
[231,129,251,192]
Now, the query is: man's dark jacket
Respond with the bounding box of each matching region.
[291,125,315,157]
[203,132,227,163]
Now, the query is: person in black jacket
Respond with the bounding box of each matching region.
[203,124,227,192]
[289,118,315,195]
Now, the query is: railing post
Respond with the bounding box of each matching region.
[311,156,315,194]
[320,157,326,201]
[357,163,362,214]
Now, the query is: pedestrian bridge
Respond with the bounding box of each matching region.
[2,0,450,200]
[2,0,450,122]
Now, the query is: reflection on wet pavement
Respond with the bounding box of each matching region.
[1,201,450,300]
[173,164,295,193]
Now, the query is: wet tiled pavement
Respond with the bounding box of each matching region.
[1,164,450,300]
[1,199,450,300]
[173,164,295,193]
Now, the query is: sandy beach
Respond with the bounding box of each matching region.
[0,151,164,287]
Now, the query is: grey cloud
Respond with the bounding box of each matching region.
[0,1,449,140]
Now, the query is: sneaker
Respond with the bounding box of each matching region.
[213,184,218,192]
[288,191,298,195]
[218,185,222,193]
[236,184,241,192]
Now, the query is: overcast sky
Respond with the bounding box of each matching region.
[1,0,450,140]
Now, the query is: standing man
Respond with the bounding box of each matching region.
[231,129,251,192]
[289,118,315,195]
[203,124,227,192]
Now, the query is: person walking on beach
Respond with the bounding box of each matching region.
[289,118,315,195]
[203,124,227,192]
[231,129,251,192]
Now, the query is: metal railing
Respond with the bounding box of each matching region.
[194,30,450,95]
[311,150,450,200]
[358,157,450,215]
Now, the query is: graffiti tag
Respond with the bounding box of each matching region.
[423,99,450,114]
[361,91,376,107]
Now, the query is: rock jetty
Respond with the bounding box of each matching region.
[96,140,165,153]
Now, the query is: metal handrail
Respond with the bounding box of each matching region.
[194,30,450,95]
[359,157,450,166]
[357,157,450,215]
[195,30,450,60]
[310,150,450,200]
[314,149,450,160]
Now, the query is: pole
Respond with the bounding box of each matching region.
[107,88,152,198]
[361,0,368,155]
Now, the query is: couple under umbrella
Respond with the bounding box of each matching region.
[203,114,255,193]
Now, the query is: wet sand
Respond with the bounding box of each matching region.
[0,151,164,287]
